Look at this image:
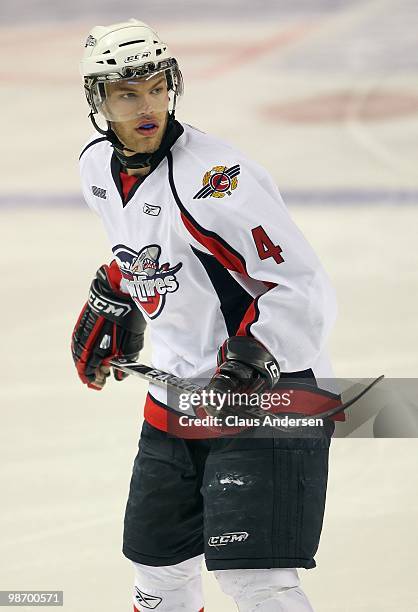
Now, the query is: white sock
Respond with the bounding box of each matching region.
[132,554,204,612]
[215,568,315,611]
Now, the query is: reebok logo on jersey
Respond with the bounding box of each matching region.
[194,164,240,199]
[91,185,107,199]
[113,244,182,319]
[143,203,161,216]
[208,532,249,547]
[134,586,162,609]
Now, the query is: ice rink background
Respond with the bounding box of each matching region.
[1,0,418,610]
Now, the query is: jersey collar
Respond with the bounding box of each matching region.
[110,119,185,207]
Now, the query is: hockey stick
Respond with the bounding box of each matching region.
[110,359,384,422]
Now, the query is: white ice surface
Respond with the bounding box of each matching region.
[1,1,418,609]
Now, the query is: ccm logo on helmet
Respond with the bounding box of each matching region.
[88,291,132,318]
[208,532,249,547]
[124,51,151,63]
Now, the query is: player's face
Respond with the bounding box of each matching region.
[106,74,170,154]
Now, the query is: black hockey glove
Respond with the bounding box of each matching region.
[203,336,280,417]
[71,261,146,390]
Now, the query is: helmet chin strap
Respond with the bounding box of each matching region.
[88,111,179,171]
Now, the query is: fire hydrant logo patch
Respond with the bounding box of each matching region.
[193,164,240,199]
[112,244,182,319]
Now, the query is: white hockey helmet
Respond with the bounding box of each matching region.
[80,19,183,122]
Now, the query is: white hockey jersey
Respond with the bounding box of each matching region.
[79,122,338,431]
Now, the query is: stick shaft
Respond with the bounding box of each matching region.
[109,360,203,394]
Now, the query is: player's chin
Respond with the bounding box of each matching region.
[134,133,163,154]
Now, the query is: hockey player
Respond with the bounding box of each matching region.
[72,19,339,611]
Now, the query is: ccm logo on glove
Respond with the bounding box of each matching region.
[88,286,133,318]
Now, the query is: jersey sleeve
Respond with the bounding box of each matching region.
[78,135,109,215]
[176,156,337,373]
[79,154,99,215]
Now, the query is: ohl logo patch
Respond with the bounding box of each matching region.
[112,244,182,319]
[193,164,240,199]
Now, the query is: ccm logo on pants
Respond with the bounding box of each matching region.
[208,532,249,546]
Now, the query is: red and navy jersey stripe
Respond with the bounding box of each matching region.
[168,151,263,337]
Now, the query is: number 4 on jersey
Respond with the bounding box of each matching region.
[251,225,284,264]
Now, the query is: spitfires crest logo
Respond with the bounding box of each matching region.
[113,244,182,319]
[193,164,240,199]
